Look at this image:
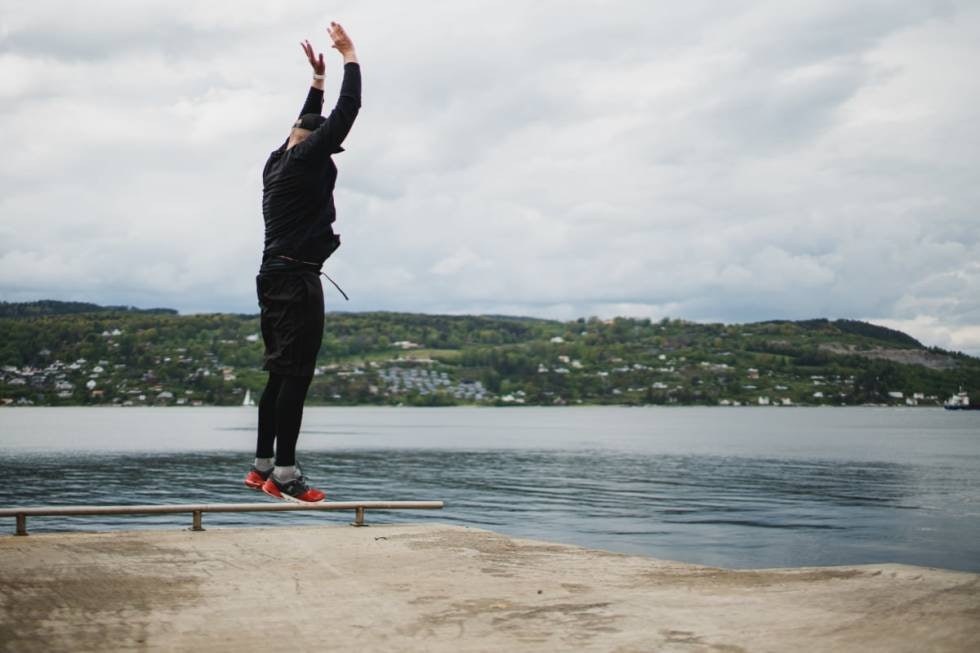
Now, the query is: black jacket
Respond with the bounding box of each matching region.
[260,62,361,271]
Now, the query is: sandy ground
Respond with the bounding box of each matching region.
[0,523,978,652]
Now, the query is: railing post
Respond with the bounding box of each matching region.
[15,513,27,536]
[191,510,204,532]
[351,506,366,527]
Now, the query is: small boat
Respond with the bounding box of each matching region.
[944,391,980,410]
[242,389,256,407]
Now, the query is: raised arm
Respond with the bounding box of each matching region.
[298,39,325,116]
[302,22,361,154]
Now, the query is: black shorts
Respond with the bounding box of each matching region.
[256,271,324,377]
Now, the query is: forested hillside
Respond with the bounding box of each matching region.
[1,301,977,407]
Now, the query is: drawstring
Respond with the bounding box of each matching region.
[319,270,349,301]
[276,255,350,301]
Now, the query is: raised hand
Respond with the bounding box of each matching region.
[327,21,355,56]
[300,39,325,76]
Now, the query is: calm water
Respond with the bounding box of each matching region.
[1,407,978,572]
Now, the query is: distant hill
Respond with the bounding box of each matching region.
[0,300,177,318]
[0,300,977,407]
[756,318,922,348]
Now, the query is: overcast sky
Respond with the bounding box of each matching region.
[1,1,978,353]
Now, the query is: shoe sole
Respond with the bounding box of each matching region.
[261,483,325,504]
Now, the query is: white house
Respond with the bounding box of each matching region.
[392,340,422,350]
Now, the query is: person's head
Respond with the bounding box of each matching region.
[287,113,325,148]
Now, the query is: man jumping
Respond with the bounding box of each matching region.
[245,22,360,503]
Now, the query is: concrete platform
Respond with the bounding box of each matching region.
[0,523,977,652]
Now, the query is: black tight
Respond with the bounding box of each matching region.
[256,372,313,467]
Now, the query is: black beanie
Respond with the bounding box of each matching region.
[293,113,326,131]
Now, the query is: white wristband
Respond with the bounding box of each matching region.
[312,73,325,80]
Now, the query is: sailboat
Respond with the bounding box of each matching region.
[242,388,256,407]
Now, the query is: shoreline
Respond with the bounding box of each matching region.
[0,403,969,408]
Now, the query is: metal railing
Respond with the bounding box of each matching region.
[0,500,445,535]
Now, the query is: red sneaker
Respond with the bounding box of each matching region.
[261,474,326,503]
[244,466,274,490]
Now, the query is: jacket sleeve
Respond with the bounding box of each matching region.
[302,63,361,155]
[299,86,324,117]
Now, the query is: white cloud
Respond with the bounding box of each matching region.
[1,0,978,354]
